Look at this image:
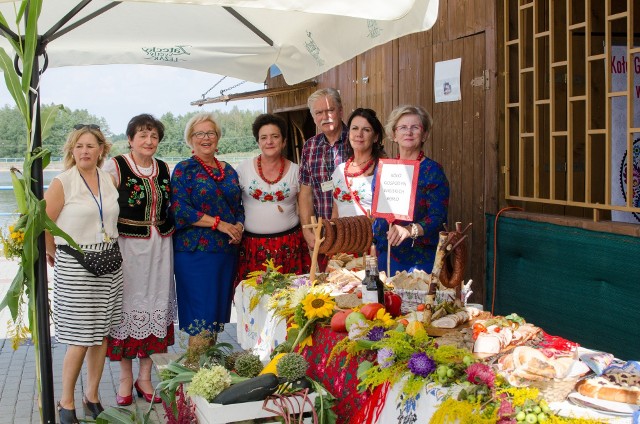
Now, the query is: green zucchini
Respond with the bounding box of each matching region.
[212,373,279,405]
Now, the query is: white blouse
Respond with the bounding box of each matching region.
[236,158,300,234]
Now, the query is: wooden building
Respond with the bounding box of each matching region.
[262,1,640,314]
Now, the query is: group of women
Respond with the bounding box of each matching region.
[44,103,448,423]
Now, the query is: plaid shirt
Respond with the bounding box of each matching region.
[299,124,349,219]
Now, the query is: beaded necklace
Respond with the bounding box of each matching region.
[396,151,425,161]
[130,153,157,177]
[257,154,285,185]
[193,154,225,182]
[344,156,374,177]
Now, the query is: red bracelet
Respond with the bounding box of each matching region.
[211,216,221,231]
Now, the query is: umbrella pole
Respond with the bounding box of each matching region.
[29,47,56,424]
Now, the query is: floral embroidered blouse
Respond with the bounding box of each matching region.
[170,157,244,253]
[372,156,449,271]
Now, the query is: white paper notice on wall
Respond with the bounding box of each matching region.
[434,58,462,103]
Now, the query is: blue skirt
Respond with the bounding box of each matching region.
[378,251,433,276]
[174,250,237,335]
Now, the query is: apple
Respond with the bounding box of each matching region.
[345,311,366,331]
[525,413,538,424]
[360,303,385,321]
[330,310,351,333]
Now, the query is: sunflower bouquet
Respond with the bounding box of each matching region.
[0,222,25,260]
[284,289,336,351]
[243,259,297,311]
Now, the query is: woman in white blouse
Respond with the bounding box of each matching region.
[331,108,386,217]
[235,114,310,283]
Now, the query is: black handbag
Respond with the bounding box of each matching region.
[58,243,123,277]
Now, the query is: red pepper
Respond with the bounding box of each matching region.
[384,292,403,317]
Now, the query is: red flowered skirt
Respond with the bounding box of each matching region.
[300,325,376,424]
[235,225,311,286]
[106,325,175,360]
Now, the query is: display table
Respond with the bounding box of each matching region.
[234,282,287,362]
[234,284,636,423]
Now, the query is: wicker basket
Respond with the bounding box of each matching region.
[528,376,581,402]
[393,289,429,314]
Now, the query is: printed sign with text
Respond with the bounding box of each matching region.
[372,159,419,222]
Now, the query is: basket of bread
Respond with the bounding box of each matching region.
[388,270,431,314]
[497,346,590,402]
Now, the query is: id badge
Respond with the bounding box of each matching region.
[321,179,334,192]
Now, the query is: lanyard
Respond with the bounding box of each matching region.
[79,169,109,241]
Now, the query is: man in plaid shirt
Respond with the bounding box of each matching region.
[299,88,349,250]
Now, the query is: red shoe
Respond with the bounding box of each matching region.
[134,380,161,404]
[116,386,133,406]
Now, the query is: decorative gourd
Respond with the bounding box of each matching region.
[260,353,285,376]
[212,373,279,405]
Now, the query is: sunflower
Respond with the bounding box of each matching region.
[375,308,395,327]
[289,322,313,348]
[301,292,335,320]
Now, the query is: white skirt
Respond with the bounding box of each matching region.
[53,242,124,346]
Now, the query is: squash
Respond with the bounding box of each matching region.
[212,373,279,405]
[260,353,285,376]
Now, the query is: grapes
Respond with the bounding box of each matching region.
[514,400,551,423]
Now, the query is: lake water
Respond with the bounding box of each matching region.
[0,169,58,229]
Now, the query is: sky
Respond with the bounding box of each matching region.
[0,64,266,135]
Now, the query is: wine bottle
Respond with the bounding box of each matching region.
[362,256,384,304]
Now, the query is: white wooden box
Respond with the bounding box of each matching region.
[193,393,317,424]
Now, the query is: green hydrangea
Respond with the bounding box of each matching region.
[276,353,308,382]
[234,352,264,378]
[187,365,232,402]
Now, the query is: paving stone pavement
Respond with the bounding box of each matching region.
[0,259,243,423]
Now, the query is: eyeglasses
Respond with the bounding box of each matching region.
[396,125,423,133]
[192,131,218,139]
[74,124,100,131]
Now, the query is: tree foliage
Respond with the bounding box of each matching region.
[0,104,261,158]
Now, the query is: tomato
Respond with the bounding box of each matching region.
[416,304,426,312]
[399,318,409,326]
[472,323,487,332]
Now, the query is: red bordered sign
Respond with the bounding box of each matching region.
[371,158,419,222]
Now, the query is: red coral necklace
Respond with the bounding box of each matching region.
[130,153,156,177]
[344,156,374,177]
[396,151,425,161]
[257,154,285,185]
[193,154,225,182]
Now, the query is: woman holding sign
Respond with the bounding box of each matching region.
[372,105,449,275]
[331,108,386,217]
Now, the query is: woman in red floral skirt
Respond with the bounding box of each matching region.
[235,114,311,284]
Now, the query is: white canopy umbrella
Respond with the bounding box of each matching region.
[0,1,439,421]
[0,0,438,84]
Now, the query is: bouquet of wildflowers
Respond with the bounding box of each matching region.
[244,259,296,311]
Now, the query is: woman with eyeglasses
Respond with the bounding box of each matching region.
[101,114,176,406]
[44,125,122,423]
[235,114,310,284]
[372,105,450,275]
[331,108,386,218]
[170,112,244,346]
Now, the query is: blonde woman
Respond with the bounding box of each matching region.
[44,124,122,423]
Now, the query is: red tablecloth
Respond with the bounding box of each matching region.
[300,325,377,424]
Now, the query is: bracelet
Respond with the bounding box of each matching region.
[409,223,419,247]
[211,216,221,231]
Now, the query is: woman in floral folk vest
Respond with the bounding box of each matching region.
[103,114,176,406]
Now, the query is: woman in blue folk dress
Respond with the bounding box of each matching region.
[170,112,244,345]
[373,105,449,275]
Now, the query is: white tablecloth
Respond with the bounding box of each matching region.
[233,283,287,362]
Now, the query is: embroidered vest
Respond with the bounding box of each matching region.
[113,155,174,238]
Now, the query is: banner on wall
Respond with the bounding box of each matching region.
[610,45,640,223]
